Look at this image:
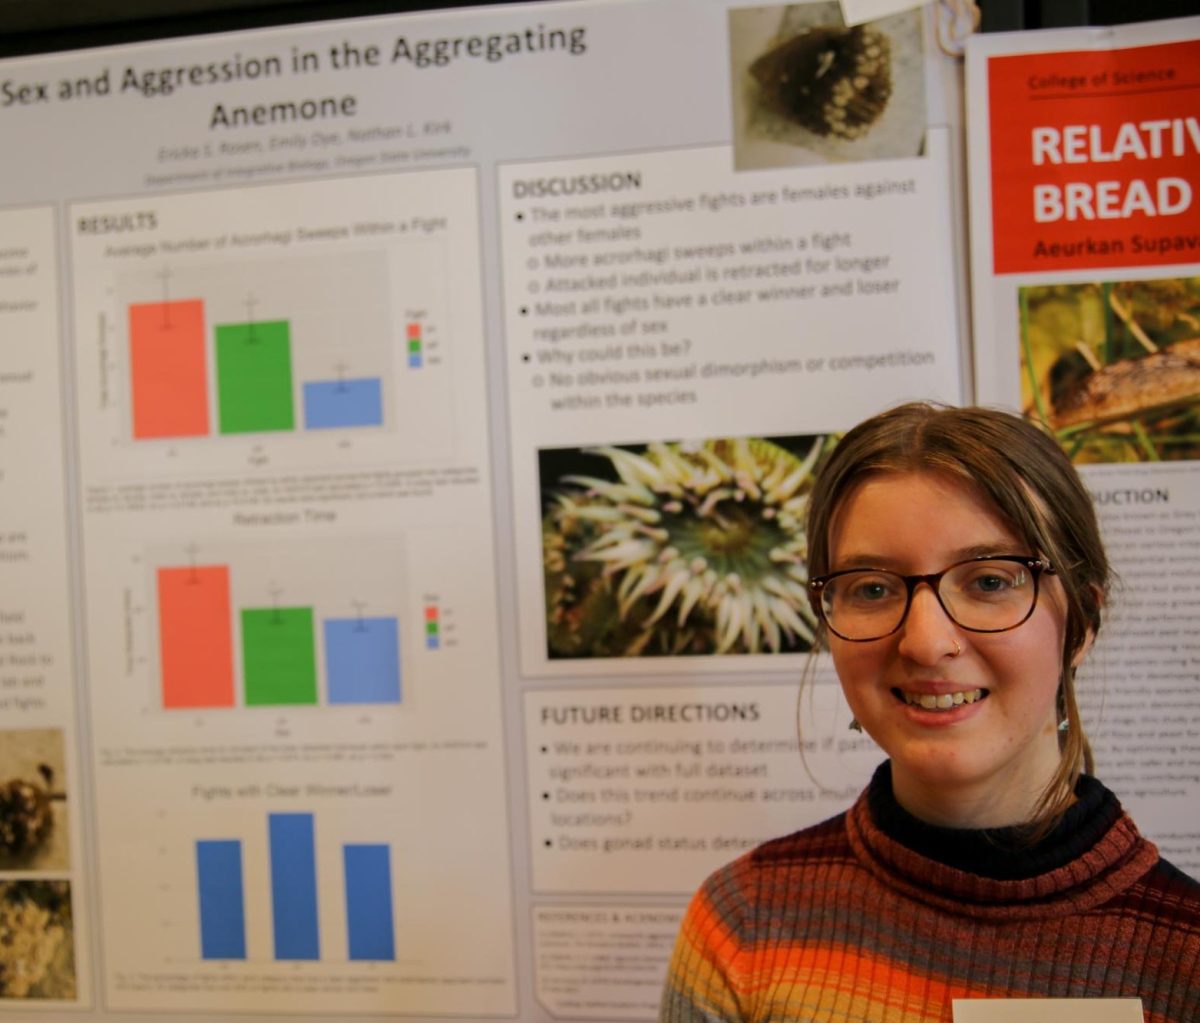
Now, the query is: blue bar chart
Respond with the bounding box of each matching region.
[195,812,397,962]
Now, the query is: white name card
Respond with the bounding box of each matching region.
[953,999,1143,1023]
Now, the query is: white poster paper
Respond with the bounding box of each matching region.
[0,1,967,1018]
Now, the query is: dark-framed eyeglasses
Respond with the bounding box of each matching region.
[807,555,1055,642]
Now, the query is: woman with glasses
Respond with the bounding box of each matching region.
[661,403,1199,1023]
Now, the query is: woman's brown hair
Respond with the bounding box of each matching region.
[805,402,1109,834]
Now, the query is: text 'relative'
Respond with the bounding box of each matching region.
[985,37,1200,273]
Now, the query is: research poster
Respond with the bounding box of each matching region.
[8,0,1161,1018]
[967,17,1200,871]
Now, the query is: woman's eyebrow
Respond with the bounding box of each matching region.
[830,542,1028,571]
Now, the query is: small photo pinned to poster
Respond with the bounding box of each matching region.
[729,2,927,171]
[1019,275,1200,463]
[0,728,68,872]
[539,433,835,659]
[0,880,75,1000]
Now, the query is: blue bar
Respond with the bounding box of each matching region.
[325,617,401,704]
[269,813,320,960]
[196,840,246,960]
[407,354,422,368]
[302,378,383,429]
[426,635,440,650]
[344,844,395,961]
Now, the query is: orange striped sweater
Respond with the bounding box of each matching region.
[660,765,1200,1022]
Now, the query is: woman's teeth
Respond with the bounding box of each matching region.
[901,689,985,710]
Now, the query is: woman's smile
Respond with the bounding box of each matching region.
[894,686,987,711]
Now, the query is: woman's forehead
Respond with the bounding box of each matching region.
[827,470,1025,560]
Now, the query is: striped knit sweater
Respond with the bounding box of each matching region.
[660,764,1200,1022]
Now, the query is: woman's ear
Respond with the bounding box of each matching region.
[1070,628,1095,669]
[1070,583,1105,669]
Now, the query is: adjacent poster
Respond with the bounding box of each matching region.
[967,16,1200,872]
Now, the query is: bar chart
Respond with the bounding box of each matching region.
[119,250,441,442]
[71,172,471,484]
[196,812,395,962]
[152,539,408,711]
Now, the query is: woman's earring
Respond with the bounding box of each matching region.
[848,718,863,733]
[1057,718,1069,733]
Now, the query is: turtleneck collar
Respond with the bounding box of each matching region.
[865,760,1120,880]
[843,761,1159,919]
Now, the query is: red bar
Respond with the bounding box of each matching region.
[406,322,421,340]
[129,300,209,439]
[158,566,234,709]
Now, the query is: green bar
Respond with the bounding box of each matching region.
[242,608,317,706]
[216,321,295,434]
[407,339,421,353]
[425,621,439,636]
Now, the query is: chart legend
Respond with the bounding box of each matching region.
[406,321,424,368]
[424,603,441,651]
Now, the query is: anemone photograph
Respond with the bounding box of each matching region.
[0,880,74,999]
[0,729,68,873]
[540,434,834,659]
[1019,275,1200,463]
[728,3,926,172]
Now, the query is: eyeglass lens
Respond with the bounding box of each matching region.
[819,559,1037,641]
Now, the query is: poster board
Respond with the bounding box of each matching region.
[967,16,1200,873]
[7,0,1156,1017]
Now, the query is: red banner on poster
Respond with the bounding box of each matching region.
[988,38,1200,274]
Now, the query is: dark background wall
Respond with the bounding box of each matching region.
[0,0,1196,58]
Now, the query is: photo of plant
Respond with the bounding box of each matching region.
[540,434,834,658]
[1019,276,1200,463]
[0,880,74,999]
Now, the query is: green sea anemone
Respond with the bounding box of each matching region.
[543,436,830,657]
